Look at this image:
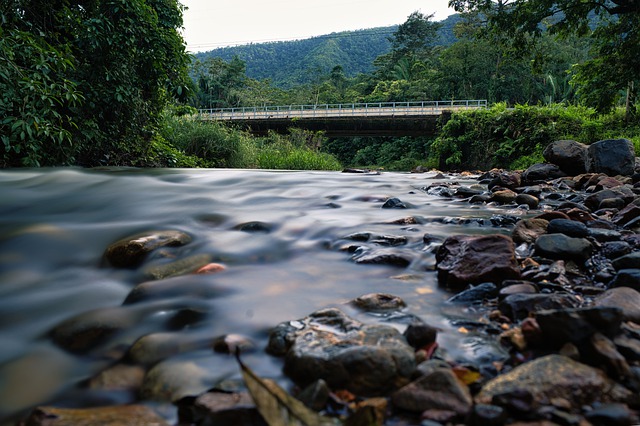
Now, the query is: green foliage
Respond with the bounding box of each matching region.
[433,103,640,170]
[256,131,342,171]
[1,0,191,167]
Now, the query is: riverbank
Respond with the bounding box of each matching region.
[4,138,640,425]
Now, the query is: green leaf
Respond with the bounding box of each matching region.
[237,355,337,426]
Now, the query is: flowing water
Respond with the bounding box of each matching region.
[0,168,523,423]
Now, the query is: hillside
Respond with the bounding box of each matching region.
[194,14,462,88]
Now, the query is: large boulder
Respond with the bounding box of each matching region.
[266,308,415,396]
[522,163,568,183]
[586,139,636,176]
[436,234,520,289]
[543,140,588,175]
[475,355,633,410]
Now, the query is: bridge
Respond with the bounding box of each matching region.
[197,100,487,137]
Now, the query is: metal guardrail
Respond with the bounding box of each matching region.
[198,100,488,120]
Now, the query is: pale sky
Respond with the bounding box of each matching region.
[181,0,456,52]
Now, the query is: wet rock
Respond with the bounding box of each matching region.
[543,140,588,176]
[141,359,216,402]
[499,294,580,321]
[587,332,631,379]
[612,203,640,228]
[594,287,640,323]
[546,219,589,238]
[382,197,408,209]
[491,189,518,204]
[354,250,413,267]
[588,228,623,243]
[600,197,627,210]
[608,269,640,292]
[403,321,438,351]
[512,219,549,245]
[104,230,192,268]
[584,403,638,426]
[455,186,485,198]
[141,253,213,280]
[467,403,507,426]
[586,139,636,176]
[522,163,568,183]
[22,405,170,426]
[585,187,636,211]
[50,306,147,354]
[234,221,274,233]
[475,355,633,410]
[188,391,264,426]
[446,282,498,304]
[266,308,415,396]
[391,368,472,416]
[88,363,145,391]
[498,282,538,299]
[123,275,230,305]
[351,293,406,313]
[489,171,522,191]
[534,234,592,261]
[515,194,539,209]
[129,332,211,366]
[612,252,640,270]
[436,234,520,289]
[602,241,633,259]
[534,307,623,347]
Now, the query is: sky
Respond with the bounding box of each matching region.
[181,0,456,52]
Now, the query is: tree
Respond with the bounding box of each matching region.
[448,0,639,117]
[1,0,191,167]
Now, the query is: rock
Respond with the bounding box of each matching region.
[512,219,549,245]
[22,405,170,426]
[498,282,538,299]
[499,294,580,321]
[234,221,274,233]
[446,282,498,304]
[141,359,217,402]
[266,308,415,396]
[612,252,640,271]
[522,163,568,183]
[297,379,331,411]
[436,234,520,289]
[391,368,472,416]
[588,332,631,379]
[382,197,407,209]
[212,334,255,355]
[129,332,211,366]
[491,189,518,204]
[586,139,636,176]
[515,194,539,209]
[104,230,192,268]
[601,241,633,260]
[354,250,413,267]
[475,355,633,410]
[543,140,588,175]
[123,275,230,304]
[141,253,213,280]
[534,307,623,347]
[594,287,640,323]
[188,391,264,426]
[589,228,623,243]
[350,293,406,312]
[403,321,438,350]
[489,171,522,190]
[608,269,640,292]
[534,234,592,261]
[585,187,636,211]
[467,404,507,426]
[612,203,640,227]
[546,219,589,238]
[88,364,145,391]
[584,403,639,426]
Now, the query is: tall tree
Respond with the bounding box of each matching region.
[448,0,639,117]
[1,0,191,167]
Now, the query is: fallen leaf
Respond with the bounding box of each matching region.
[237,354,336,426]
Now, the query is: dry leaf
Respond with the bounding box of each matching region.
[237,355,336,426]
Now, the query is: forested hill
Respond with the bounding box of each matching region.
[194,14,462,88]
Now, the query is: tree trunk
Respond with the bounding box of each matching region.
[625,80,636,122]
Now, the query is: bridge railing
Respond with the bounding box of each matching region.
[198,100,488,120]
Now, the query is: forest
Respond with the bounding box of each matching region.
[1,1,639,170]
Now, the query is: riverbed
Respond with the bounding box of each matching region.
[0,168,526,423]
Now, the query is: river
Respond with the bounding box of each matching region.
[0,168,523,424]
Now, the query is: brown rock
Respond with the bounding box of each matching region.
[104,230,192,268]
[594,287,640,323]
[22,405,169,426]
[190,391,264,426]
[392,368,472,415]
[475,355,633,410]
[436,234,520,289]
[512,219,549,244]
